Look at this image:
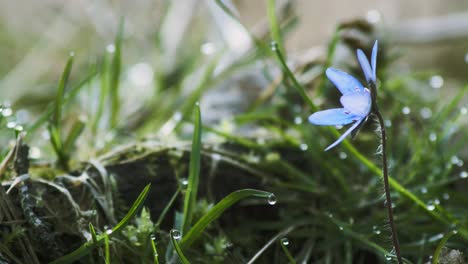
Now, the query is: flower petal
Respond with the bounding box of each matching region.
[371,40,378,83]
[326,68,364,95]
[357,49,373,84]
[340,90,371,117]
[324,118,363,151]
[308,108,358,126]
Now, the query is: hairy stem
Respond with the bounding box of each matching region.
[373,106,403,264]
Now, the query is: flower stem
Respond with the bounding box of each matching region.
[373,106,403,264]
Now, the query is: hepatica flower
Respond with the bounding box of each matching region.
[309,41,378,151]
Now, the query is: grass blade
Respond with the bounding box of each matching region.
[170,230,190,264]
[280,238,297,264]
[54,53,74,128]
[150,235,160,264]
[267,0,283,53]
[432,231,458,264]
[109,19,123,128]
[180,189,274,248]
[181,103,202,235]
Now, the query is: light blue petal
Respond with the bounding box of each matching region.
[357,49,373,83]
[326,68,364,95]
[371,40,378,83]
[340,90,371,117]
[308,108,357,126]
[324,118,363,151]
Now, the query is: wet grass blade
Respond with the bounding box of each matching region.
[432,231,457,264]
[280,239,297,264]
[109,19,123,128]
[49,184,151,264]
[271,42,317,111]
[181,103,201,235]
[181,189,273,248]
[26,69,96,139]
[104,232,110,264]
[267,0,283,53]
[53,53,74,128]
[170,230,190,264]
[150,235,160,264]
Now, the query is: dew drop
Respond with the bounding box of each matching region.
[339,152,347,160]
[106,44,116,53]
[267,193,277,205]
[420,107,432,119]
[269,41,279,51]
[420,187,428,194]
[429,75,444,89]
[280,238,289,246]
[460,171,468,179]
[452,229,459,234]
[426,203,436,211]
[171,229,181,240]
[294,116,303,125]
[443,193,450,200]
[434,199,440,205]
[372,225,381,235]
[402,106,411,115]
[461,107,467,115]
[6,121,16,129]
[451,156,461,165]
[339,226,344,231]
[384,120,392,127]
[200,42,216,55]
[150,234,156,241]
[2,108,12,117]
[299,143,308,151]
[180,178,189,188]
[429,132,437,142]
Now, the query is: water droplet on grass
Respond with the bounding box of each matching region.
[460,171,468,178]
[180,178,189,188]
[420,187,428,194]
[429,75,444,89]
[299,143,308,151]
[429,132,437,142]
[267,193,277,205]
[280,238,289,246]
[426,203,435,211]
[443,193,450,200]
[339,152,347,160]
[420,107,432,119]
[150,234,156,241]
[372,225,381,235]
[200,42,216,55]
[106,44,116,53]
[2,108,12,117]
[338,226,344,231]
[6,122,16,129]
[294,116,303,124]
[269,41,279,51]
[402,106,411,115]
[171,229,181,240]
[461,107,467,115]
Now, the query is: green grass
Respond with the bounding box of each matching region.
[0,1,467,264]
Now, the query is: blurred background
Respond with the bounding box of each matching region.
[2,0,468,101]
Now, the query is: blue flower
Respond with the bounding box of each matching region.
[308,40,378,151]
